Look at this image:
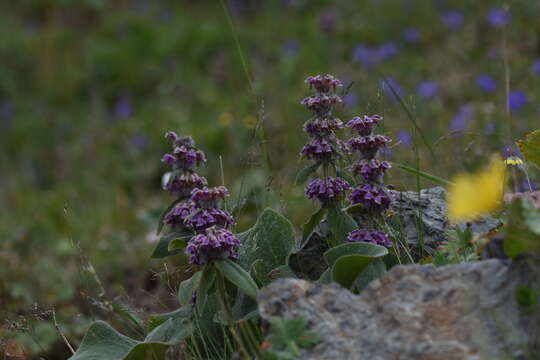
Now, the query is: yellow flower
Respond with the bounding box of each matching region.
[448,155,506,222]
[243,114,257,129]
[218,112,233,127]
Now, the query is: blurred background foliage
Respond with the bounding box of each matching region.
[1,0,539,358]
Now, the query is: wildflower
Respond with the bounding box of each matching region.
[301,138,339,162]
[165,173,208,198]
[114,95,132,119]
[305,74,342,93]
[476,75,497,93]
[382,77,404,101]
[305,177,350,203]
[351,159,391,182]
[185,227,241,265]
[487,8,511,27]
[190,186,230,209]
[403,28,421,44]
[185,208,235,232]
[416,81,439,99]
[347,135,391,159]
[508,90,528,112]
[304,118,343,138]
[164,202,197,229]
[447,155,506,222]
[347,229,392,247]
[301,95,342,116]
[348,184,391,213]
[442,10,464,29]
[343,92,359,107]
[346,115,382,136]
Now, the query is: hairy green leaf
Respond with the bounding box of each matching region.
[238,208,295,286]
[215,259,259,299]
[518,130,540,168]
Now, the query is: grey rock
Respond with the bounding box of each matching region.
[258,255,540,360]
[389,186,499,255]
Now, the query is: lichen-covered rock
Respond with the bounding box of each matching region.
[389,186,499,254]
[258,255,540,360]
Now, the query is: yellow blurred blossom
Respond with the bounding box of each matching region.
[448,155,506,222]
[243,114,257,129]
[218,111,233,127]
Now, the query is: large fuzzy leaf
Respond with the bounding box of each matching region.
[215,259,258,299]
[504,198,540,258]
[238,208,295,285]
[69,318,192,360]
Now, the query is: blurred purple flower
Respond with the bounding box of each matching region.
[353,43,400,68]
[403,28,421,44]
[114,96,133,119]
[484,122,496,136]
[508,90,528,112]
[476,75,497,93]
[347,229,392,247]
[378,147,393,158]
[532,59,540,76]
[442,10,464,29]
[396,130,412,146]
[416,81,439,99]
[282,39,300,57]
[343,92,359,107]
[450,104,473,134]
[487,8,511,27]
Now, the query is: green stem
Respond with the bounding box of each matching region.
[216,271,250,359]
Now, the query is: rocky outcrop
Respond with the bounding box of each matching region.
[258,255,540,360]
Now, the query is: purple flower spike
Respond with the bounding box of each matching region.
[186,227,241,265]
[305,74,343,93]
[348,184,391,213]
[305,177,350,203]
[161,154,176,166]
[347,135,391,159]
[351,159,391,182]
[304,118,343,137]
[164,202,197,229]
[185,208,235,232]
[165,173,208,199]
[346,115,383,136]
[300,138,338,162]
[301,95,342,116]
[190,186,230,208]
[347,229,392,247]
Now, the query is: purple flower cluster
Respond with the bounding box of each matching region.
[305,74,342,93]
[345,112,392,247]
[186,227,241,265]
[300,74,349,205]
[305,177,350,203]
[162,131,208,199]
[347,135,392,159]
[351,159,391,182]
[301,95,342,116]
[347,229,392,247]
[346,115,382,136]
[348,184,391,213]
[160,131,240,266]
